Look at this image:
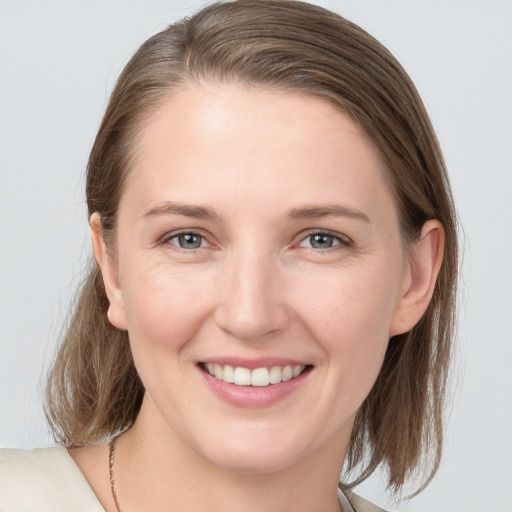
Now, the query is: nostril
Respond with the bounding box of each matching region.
[214,307,290,342]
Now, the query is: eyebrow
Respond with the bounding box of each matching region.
[287,204,370,222]
[141,201,221,221]
[141,201,370,223]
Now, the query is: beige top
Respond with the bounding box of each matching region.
[0,446,387,512]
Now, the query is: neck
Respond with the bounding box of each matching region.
[114,400,347,512]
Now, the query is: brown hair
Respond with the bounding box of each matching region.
[45,0,458,496]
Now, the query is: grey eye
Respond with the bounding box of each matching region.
[172,233,205,249]
[308,233,337,249]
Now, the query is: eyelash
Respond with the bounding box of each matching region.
[295,230,352,252]
[162,230,211,252]
[161,229,352,253]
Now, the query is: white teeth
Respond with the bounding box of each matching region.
[233,367,251,385]
[214,364,223,380]
[251,368,270,387]
[205,363,306,387]
[269,366,282,384]
[223,364,234,383]
[292,364,303,377]
[281,366,293,382]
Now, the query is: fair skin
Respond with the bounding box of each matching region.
[70,84,444,512]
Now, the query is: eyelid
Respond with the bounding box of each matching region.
[295,229,353,249]
[160,228,215,250]
[158,228,352,252]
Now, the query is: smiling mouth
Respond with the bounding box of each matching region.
[200,363,311,387]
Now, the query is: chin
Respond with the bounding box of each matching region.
[193,427,313,475]
[206,447,298,474]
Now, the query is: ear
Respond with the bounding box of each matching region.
[390,219,445,336]
[90,212,128,330]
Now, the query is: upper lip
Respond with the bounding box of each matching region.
[199,357,311,370]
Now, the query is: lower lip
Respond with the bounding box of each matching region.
[200,366,311,408]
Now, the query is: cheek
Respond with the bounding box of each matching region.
[120,262,215,360]
[292,263,401,393]
[295,260,401,338]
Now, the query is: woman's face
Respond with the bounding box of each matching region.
[99,84,414,473]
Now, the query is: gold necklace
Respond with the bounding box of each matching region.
[108,436,123,512]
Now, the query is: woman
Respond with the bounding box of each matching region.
[0,1,457,511]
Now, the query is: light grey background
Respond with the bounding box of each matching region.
[1,1,511,510]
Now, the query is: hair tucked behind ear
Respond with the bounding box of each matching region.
[45,0,458,496]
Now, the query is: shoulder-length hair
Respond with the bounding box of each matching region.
[46,0,458,496]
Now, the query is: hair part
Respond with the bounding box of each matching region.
[45,0,458,496]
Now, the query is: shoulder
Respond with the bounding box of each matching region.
[343,488,390,512]
[0,446,104,512]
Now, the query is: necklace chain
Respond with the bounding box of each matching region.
[108,436,123,512]
[107,434,345,512]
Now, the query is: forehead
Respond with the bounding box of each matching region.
[138,84,378,160]
[122,83,397,225]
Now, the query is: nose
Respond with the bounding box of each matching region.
[214,249,290,342]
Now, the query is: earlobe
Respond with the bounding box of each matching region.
[390,219,445,336]
[90,213,128,331]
